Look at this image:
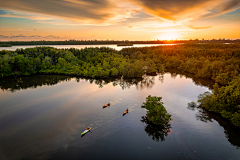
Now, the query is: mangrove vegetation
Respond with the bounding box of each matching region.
[141,95,172,125]
[0,44,12,47]
[117,42,133,46]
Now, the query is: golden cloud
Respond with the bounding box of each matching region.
[187,25,212,30]
[1,0,118,24]
[1,0,240,25]
[126,0,240,21]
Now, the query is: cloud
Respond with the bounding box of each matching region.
[0,34,111,40]
[0,0,128,25]
[187,25,212,30]
[0,13,54,20]
[0,0,239,27]
[126,0,240,21]
[0,34,70,39]
[0,28,27,31]
[202,0,240,18]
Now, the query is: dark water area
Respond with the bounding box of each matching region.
[0,72,239,160]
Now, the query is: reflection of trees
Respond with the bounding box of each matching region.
[112,76,141,90]
[170,72,178,79]
[0,69,215,92]
[158,73,164,83]
[187,102,213,123]
[140,116,171,142]
[0,75,157,92]
[187,102,240,148]
[166,68,215,89]
[136,74,155,90]
[0,75,73,92]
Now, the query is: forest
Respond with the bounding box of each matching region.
[0,44,12,47]
[117,42,133,46]
[0,43,239,126]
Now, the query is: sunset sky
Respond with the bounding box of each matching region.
[0,0,240,41]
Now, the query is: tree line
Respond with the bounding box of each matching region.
[0,46,161,78]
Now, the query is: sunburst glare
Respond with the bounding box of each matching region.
[156,32,180,40]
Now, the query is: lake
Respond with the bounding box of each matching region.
[0,44,175,51]
[0,70,239,160]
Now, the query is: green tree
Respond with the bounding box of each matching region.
[111,67,118,76]
[141,95,172,125]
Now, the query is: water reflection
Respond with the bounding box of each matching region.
[0,72,239,159]
[0,75,153,91]
[187,102,240,148]
[166,69,215,89]
[0,69,215,92]
[0,75,73,92]
[140,116,171,142]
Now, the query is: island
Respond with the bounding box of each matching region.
[117,42,133,46]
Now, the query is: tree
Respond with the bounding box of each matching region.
[198,75,240,127]
[141,95,172,125]
[111,67,118,76]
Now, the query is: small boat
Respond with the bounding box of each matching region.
[123,109,128,115]
[103,103,110,108]
[81,127,92,136]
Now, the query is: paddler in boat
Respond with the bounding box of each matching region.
[126,108,128,112]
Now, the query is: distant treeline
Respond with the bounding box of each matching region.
[117,42,133,46]
[0,39,239,46]
[0,43,240,126]
[0,44,12,47]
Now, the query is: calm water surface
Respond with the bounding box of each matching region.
[0,44,175,51]
[0,72,239,160]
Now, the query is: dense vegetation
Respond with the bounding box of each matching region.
[117,42,133,46]
[0,44,12,47]
[197,75,240,126]
[0,43,239,126]
[0,46,161,78]
[119,43,240,85]
[141,95,172,125]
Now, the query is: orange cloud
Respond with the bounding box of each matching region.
[0,28,27,32]
[0,13,54,20]
[187,25,212,30]
[126,0,240,22]
[2,0,239,26]
[1,0,117,24]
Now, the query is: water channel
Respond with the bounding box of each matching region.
[0,44,175,52]
[0,70,239,160]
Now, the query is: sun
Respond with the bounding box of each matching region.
[156,32,180,40]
